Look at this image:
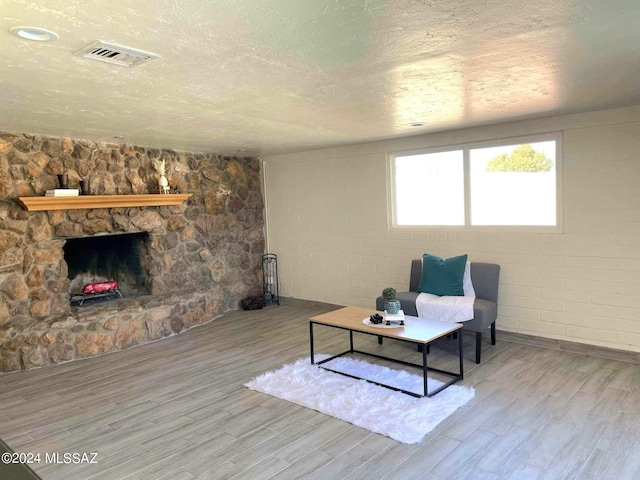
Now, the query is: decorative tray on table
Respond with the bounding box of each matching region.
[362,311,410,328]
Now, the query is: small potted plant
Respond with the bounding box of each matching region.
[382,287,401,314]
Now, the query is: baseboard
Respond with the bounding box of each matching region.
[495,329,640,365]
[279,296,344,311]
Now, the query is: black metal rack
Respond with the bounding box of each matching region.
[262,253,279,305]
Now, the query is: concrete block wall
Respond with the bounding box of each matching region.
[262,105,640,353]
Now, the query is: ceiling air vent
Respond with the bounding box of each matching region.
[75,41,160,68]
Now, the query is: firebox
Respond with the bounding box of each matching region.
[63,232,151,305]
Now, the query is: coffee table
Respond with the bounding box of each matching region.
[309,306,463,397]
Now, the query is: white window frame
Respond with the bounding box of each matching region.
[388,132,563,232]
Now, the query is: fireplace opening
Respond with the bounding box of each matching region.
[63,232,151,305]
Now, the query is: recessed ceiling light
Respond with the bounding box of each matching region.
[407,122,426,127]
[10,26,59,42]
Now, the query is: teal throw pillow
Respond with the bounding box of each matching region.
[417,253,467,296]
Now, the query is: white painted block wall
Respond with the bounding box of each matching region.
[262,105,640,353]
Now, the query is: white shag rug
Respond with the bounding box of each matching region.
[245,355,474,444]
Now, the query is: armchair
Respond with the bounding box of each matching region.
[375,260,500,363]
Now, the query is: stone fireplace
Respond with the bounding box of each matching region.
[0,132,265,372]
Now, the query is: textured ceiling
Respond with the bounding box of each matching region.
[1,0,640,155]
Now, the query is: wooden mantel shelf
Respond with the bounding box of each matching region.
[17,194,192,212]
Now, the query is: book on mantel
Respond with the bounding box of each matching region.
[45,189,80,197]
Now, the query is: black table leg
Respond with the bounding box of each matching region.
[309,322,315,364]
[423,342,428,397]
[459,329,464,379]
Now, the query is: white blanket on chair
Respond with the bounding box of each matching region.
[415,293,474,323]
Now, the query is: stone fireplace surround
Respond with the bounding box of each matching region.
[0,132,265,372]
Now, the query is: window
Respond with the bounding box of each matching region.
[394,149,464,226]
[390,134,561,229]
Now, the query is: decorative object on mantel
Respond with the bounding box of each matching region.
[46,188,79,197]
[262,253,279,305]
[17,193,192,211]
[79,179,90,195]
[152,157,171,194]
[57,172,69,189]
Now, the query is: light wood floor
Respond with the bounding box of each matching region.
[2,298,640,480]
